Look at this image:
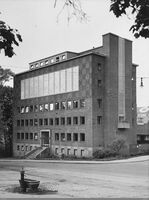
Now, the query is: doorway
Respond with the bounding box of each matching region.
[40,130,50,146]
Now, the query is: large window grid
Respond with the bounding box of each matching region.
[21,66,79,99]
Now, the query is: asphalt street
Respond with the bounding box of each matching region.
[0,156,149,198]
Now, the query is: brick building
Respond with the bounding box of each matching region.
[13,33,137,158]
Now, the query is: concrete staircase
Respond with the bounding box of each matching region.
[24,146,48,159]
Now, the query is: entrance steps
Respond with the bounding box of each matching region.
[23,146,48,159]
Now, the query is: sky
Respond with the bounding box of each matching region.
[0,0,149,107]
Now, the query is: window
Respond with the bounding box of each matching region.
[56,56,59,62]
[67,149,71,155]
[51,58,54,63]
[17,145,20,151]
[73,100,78,109]
[73,133,78,141]
[97,63,102,71]
[21,119,24,126]
[49,103,54,111]
[34,118,38,126]
[30,146,32,151]
[55,118,59,125]
[145,136,149,141]
[80,99,85,108]
[119,115,125,122]
[97,116,102,124]
[67,117,71,125]
[34,133,38,140]
[73,117,78,125]
[81,149,85,157]
[30,133,33,140]
[49,118,53,125]
[55,148,58,155]
[21,132,24,140]
[21,106,24,113]
[25,106,29,113]
[62,55,66,60]
[61,101,66,110]
[61,117,65,125]
[67,133,71,141]
[44,118,48,126]
[80,116,85,125]
[25,146,28,151]
[98,80,102,87]
[21,145,24,151]
[74,149,77,156]
[97,99,102,108]
[45,60,48,65]
[25,132,29,140]
[61,133,65,141]
[67,101,72,109]
[80,133,85,141]
[34,105,38,112]
[17,120,20,127]
[30,119,33,126]
[44,103,49,111]
[55,102,59,110]
[39,118,43,126]
[40,62,44,67]
[55,133,59,141]
[25,119,29,126]
[17,132,20,140]
[35,63,39,68]
[39,104,44,112]
[61,148,65,154]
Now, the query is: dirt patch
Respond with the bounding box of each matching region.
[5,184,58,195]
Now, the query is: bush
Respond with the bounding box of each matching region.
[93,137,126,159]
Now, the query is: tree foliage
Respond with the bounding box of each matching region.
[0,66,15,86]
[110,0,149,38]
[0,85,13,157]
[0,20,22,57]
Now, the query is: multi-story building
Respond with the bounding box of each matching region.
[13,33,137,158]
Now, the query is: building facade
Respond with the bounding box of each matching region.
[13,33,137,157]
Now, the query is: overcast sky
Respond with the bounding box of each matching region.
[1,0,149,107]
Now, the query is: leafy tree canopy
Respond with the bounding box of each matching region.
[110,0,149,38]
[0,66,15,86]
[0,20,22,57]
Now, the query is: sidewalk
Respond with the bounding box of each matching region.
[0,155,149,164]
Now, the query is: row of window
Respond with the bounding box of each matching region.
[17,116,86,127]
[16,132,85,142]
[16,145,85,157]
[17,99,85,114]
[30,54,66,70]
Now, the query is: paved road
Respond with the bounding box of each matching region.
[0,158,149,198]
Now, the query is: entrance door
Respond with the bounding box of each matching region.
[41,131,50,146]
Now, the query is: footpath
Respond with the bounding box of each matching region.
[0,155,149,164]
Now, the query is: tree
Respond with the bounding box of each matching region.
[0,20,22,57]
[55,0,149,38]
[54,0,88,22]
[0,66,15,86]
[110,0,149,38]
[0,85,13,157]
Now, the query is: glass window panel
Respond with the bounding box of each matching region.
[29,77,34,98]
[21,80,25,99]
[43,74,49,96]
[66,68,72,92]
[49,72,54,95]
[73,66,79,91]
[54,71,60,94]
[24,78,30,99]
[38,75,44,97]
[60,69,66,93]
[34,76,39,97]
